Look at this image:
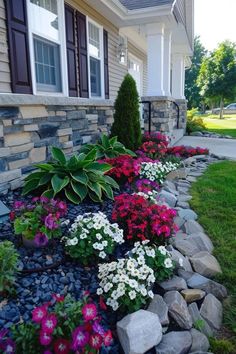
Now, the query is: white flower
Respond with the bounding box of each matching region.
[179,258,184,267]
[148,290,154,299]
[129,290,136,300]
[140,288,147,296]
[96,233,102,240]
[104,283,113,293]
[158,246,167,256]
[99,251,106,259]
[164,258,173,268]
[66,237,78,246]
[97,288,103,295]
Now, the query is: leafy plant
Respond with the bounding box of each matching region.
[111,74,141,150]
[23,147,119,204]
[209,337,235,354]
[0,241,19,295]
[80,134,136,159]
[186,108,206,134]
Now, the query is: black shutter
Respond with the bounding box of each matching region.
[76,11,89,98]
[65,4,78,97]
[103,29,109,99]
[5,0,32,93]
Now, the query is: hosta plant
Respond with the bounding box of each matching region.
[80,134,136,159]
[63,212,124,265]
[23,147,119,204]
[0,241,19,295]
[97,257,155,313]
[129,241,174,282]
[12,293,113,354]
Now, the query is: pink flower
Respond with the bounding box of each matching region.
[41,314,57,334]
[32,306,47,323]
[82,303,97,321]
[13,201,25,209]
[104,330,113,346]
[40,331,52,346]
[71,327,89,349]
[40,196,49,203]
[44,351,52,354]
[89,333,103,349]
[92,321,105,336]
[54,338,70,354]
[45,214,58,230]
[52,293,65,303]
[34,232,48,247]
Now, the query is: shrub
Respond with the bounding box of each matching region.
[12,294,113,353]
[23,147,119,204]
[12,198,67,246]
[0,241,19,295]
[186,108,206,134]
[111,74,141,150]
[139,161,180,184]
[80,134,136,159]
[97,257,155,312]
[63,212,124,265]
[129,241,174,282]
[167,145,209,158]
[112,193,177,245]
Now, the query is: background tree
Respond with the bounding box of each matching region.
[111,74,141,150]
[185,36,207,109]
[197,41,236,118]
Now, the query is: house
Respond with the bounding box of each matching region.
[0,0,193,194]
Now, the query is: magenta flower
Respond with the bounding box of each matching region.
[92,321,105,336]
[54,338,70,354]
[2,339,16,353]
[89,333,103,349]
[45,214,58,230]
[41,314,57,334]
[71,327,89,349]
[13,201,25,209]
[44,351,53,354]
[40,331,52,346]
[52,293,65,303]
[104,330,113,346]
[40,196,49,203]
[81,303,97,321]
[0,329,8,340]
[32,306,47,323]
[34,232,48,247]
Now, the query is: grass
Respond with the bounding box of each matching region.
[190,161,236,351]
[199,114,236,137]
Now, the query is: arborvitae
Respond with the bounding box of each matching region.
[111,74,141,150]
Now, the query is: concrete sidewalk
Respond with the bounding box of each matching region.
[176,136,236,160]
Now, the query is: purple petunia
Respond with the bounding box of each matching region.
[34,232,48,246]
[44,214,58,230]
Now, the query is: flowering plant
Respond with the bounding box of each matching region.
[0,329,15,353]
[64,212,124,265]
[139,161,180,184]
[135,191,159,204]
[12,293,113,353]
[137,140,168,160]
[142,131,169,147]
[129,241,174,282]
[101,155,139,184]
[97,257,155,313]
[167,145,209,158]
[112,194,177,245]
[12,197,67,247]
[135,178,160,193]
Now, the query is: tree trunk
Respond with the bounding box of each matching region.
[220,97,224,119]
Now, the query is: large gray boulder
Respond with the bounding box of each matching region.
[189,233,214,254]
[164,291,193,329]
[155,331,192,354]
[200,294,223,331]
[147,294,169,326]
[190,328,210,353]
[184,220,204,234]
[190,251,222,278]
[159,190,177,207]
[117,309,162,354]
[169,247,193,272]
[179,208,198,221]
[187,272,227,300]
[159,275,187,291]
[174,239,201,257]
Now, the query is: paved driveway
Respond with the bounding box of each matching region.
[176,136,236,160]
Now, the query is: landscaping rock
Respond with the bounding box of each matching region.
[174,239,200,257]
[188,233,214,254]
[177,201,190,209]
[166,168,189,181]
[147,294,169,326]
[159,190,177,207]
[190,251,222,278]
[200,294,223,331]
[169,247,193,272]
[188,302,213,337]
[178,209,198,221]
[173,216,185,228]
[155,331,192,354]
[190,328,210,353]
[184,220,204,234]
[178,194,192,202]
[159,275,187,291]
[187,273,227,300]
[181,289,206,303]
[117,309,162,354]
[164,291,193,329]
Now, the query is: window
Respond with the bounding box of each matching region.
[88,20,103,98]
[27,0,66,94]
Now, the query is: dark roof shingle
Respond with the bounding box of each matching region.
[119,0,174,10]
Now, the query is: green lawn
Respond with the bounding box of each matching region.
[190,161,236,352]
[200,114,236,137]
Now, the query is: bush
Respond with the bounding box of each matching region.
[80,134,136,159]
[23,147,119,204]
[111,74,141,150]
[0,241,19,295]
[186,108,206,134]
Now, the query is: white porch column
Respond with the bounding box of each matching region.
[146,23,165,96]
[172,53,185,99]
[163,30,172,97]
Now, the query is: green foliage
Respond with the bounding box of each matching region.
[209,338,235,354]
[111,74,141,150]
[0,241,19,295]
[186,108,206,134]
[185,36,207,109]
[12,323,39,354]
[80,134,136,159]
[23,147,119,204]
[193,319,205,331]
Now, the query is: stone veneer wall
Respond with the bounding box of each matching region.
[0,104,113,195]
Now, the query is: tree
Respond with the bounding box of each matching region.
[185,36,207,109]
[197,41,236,118]
[111,74,141,150]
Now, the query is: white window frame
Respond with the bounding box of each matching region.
[86,17,105,99]
[26,0,68,96]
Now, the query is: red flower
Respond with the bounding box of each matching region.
[89,333,103,349]
[99,296,107,310]
[104,330,113,346]
[52,294,65,303]
[54,339,70,354]
[9,211,15,221]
